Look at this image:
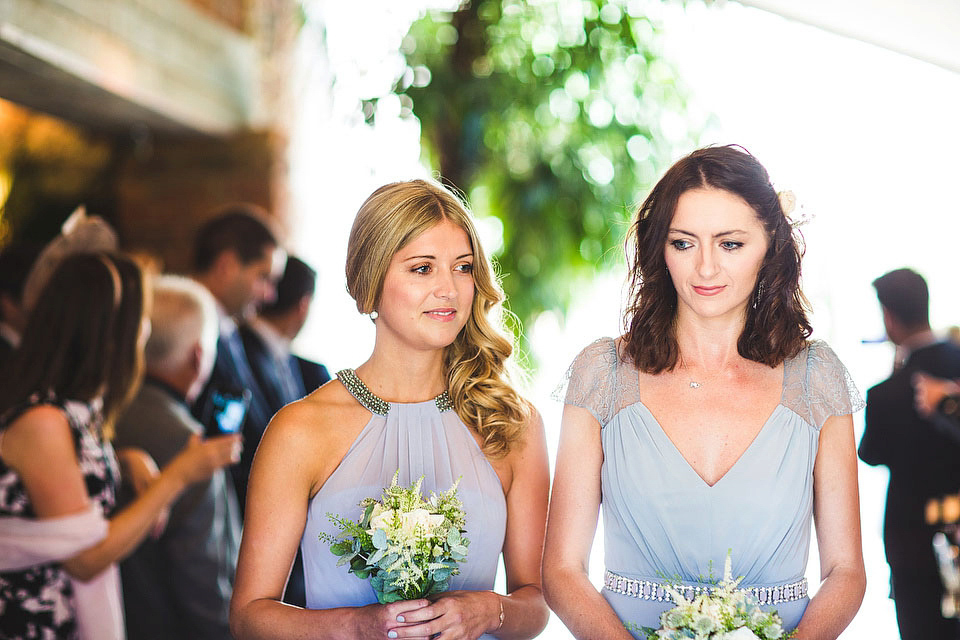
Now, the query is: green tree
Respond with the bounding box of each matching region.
[367,0,698,345]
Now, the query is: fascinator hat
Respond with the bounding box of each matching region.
[22,206,119,312]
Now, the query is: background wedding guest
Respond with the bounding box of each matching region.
[0,242,40,367]
[0,252,239,639]
[230,178,549,640]
[239,254,330,607]
[191,204,285,513]
[859,267,960,640]
[543,145,865,638]
[113,275,242,640]
[241,254,330,411]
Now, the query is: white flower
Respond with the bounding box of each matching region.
[699,601,723,622]
[368,508,395,533]
[718,628,760,640]
[777,190,796,216]
[400,508,445,537]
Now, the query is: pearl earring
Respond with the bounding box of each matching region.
[369,310,379,321]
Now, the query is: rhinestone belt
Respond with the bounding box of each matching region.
[603,570,808,606]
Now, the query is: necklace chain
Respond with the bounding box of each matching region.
[680,356,722,390]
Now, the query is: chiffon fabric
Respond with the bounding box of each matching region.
[299,370,506,640]
[561,338,864,636]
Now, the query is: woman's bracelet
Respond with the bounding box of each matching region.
[494,593,504,631]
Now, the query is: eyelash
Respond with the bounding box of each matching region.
[411,263,474,274]
[668,240,744,252]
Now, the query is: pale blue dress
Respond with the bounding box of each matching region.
[562,338,863,636]
[300,370,506,639]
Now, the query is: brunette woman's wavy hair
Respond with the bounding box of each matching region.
[345,178,530,457]
[623,145,811,372]
[0,252,146,436]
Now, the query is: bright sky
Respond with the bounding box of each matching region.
[289,2,960,636]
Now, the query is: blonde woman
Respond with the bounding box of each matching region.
[230,179,550,640]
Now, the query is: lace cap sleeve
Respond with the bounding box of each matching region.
[554,337,619,426]
[784,339,865,430]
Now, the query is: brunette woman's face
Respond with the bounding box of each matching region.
[376,219,475,351]
[664,187,769,323]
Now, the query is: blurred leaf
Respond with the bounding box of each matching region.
[371,0,700,353]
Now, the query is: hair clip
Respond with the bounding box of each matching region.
[777,190,814,229]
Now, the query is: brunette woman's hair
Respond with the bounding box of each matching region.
[0,252,146,433]
[346,178,530,457]
[622,145,811,372]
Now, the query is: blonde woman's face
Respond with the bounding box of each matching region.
[377,220,475,351]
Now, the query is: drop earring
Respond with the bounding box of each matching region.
[753,280,765,309]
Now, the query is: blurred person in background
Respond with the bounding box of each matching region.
[239,254,330,607]
[241,254,331,410]
[0,252,239,639]
[191,204,285,513]
[114,275,241,640]
[860,267,960,640]
[0,242,40,367]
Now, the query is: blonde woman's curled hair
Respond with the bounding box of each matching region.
[345,178,530,457]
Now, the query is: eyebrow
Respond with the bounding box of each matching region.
[402,252,474,261]
[668,228,748,238]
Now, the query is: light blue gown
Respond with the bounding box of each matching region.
[562,338,863,636]
[300,370,506,639]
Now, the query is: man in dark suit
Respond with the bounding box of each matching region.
[859,268,960,640]
[114,276,241,640]
[239,255,329,607]
[191,204,285,514]
[241,255,331,411]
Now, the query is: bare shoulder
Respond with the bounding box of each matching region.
[491,403,548,491]
[267,380,365,439]
[257,379,372,495]
[1,405,72,466]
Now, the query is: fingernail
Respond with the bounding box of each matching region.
[388,632,398,639]
[396,615,405,622]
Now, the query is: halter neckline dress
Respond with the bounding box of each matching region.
[299,370,506,639]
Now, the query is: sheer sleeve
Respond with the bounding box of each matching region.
[554,337,619,426]
[783,340,865,430]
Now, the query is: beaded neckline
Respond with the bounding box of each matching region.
[336,369,453,416]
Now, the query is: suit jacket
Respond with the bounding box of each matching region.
[240,322,331,413]
[296,355,331,395]
[859,341,960,572]
[193,325,273,514]
[114,380,241,640]
[236,323,329,608]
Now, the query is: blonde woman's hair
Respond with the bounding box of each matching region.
[346,178,530,457]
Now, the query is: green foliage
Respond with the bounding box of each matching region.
[320,473,470,604]
[370,0,699,344]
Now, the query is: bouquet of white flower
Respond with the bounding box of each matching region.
[633,554,796,640]
[320,472,469,603]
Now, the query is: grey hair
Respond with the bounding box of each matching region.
[144,275,218,373]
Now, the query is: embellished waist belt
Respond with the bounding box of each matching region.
[603,569,808,606]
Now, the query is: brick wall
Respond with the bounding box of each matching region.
[113,130,289,274]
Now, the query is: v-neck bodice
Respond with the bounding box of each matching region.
[299,370,506,638]
[560,337,864,635]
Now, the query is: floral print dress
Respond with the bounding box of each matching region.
[0,395,118,640]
